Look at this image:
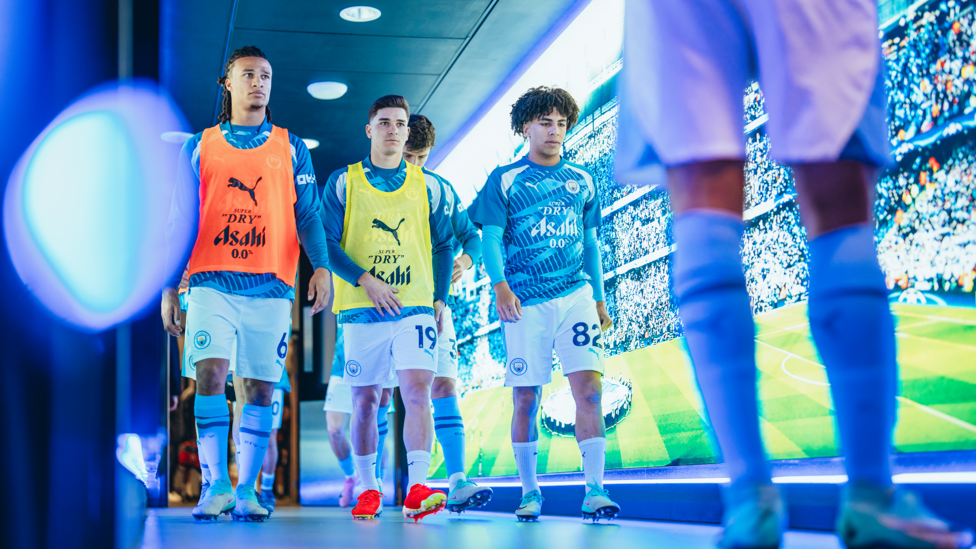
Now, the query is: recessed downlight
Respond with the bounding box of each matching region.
[340,6,381,22]
[303,138,320,150]
[160,131,194,143]
[307,82,348,100]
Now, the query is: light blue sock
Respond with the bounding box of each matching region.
[433,396,466,489]
[673,210,770,489]
[338,455,355,477]
[375,405,390,480]
[194,394,230,484]
[808,224,895,487]
[238,404,273,488]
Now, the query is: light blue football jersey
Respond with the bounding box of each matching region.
[469,156,601,306]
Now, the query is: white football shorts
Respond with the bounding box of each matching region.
[271,388,284,430]
[341,315,438,387]
[436,305,459,380]
[615,0,889,188]
[184,287,291,383]
[323,374,353,414]
[503,285,605,387]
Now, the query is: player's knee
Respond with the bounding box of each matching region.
[378,388,393,407]
[399,385,431,411]
[513,387,541,416]
[431,377,456,399]
[327,422,346,440]
[573,383,602,409]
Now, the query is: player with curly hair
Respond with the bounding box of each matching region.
[469,87,619,522]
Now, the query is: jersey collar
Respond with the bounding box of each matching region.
[219,116,272,135]
[362,154,407,175]
[520,154,566,171]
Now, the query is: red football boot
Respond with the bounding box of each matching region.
[351,489,383,520]
[402,484,446,522]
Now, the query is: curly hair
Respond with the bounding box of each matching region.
[217,46,272,124]
[405,114,436,151]
[509,86,580,137]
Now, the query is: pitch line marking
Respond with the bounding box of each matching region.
[896,396,976,434]
[895,330,976,352]
[893,319,939,330]
[893,311,976,327]
[780,355,830,387]
[758,322,810,337]
[759,340,976,433]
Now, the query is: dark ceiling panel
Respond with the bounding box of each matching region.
[234,0,492,39]
[230,29,461,74]
[161,0,579,172]
[160,0,235,131]
[268,70,436,107]
[420,0,583,155]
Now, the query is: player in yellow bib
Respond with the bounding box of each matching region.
[320,95,454,521]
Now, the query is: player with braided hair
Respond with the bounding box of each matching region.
[162,45,331,523]
[469,86,618,522]
[216,45,273,125]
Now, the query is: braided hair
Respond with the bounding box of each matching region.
[217,46,272,124]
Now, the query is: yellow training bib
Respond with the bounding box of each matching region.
[333,161,434,313]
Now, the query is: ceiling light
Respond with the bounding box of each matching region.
[340,6,381,22]
[303,138,320,150]
[307,82,348,100]
[160,131,193,143]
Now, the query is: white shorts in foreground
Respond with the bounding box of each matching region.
[323,375,353,414]
[184,287,290,383]
[615,0,889,187]
[503,285,605,387]
[436,305,459,380]
[341,315,438,387]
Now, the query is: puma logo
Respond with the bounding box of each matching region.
[228,176,261,206]
[372,218,405,246]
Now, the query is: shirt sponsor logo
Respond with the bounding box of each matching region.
[296,174,316,185]
[509,358,527,376]
[345,360,362,377]
[529,216,578,239]
[193,331,211,349]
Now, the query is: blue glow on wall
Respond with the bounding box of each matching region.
[3,81,190,331]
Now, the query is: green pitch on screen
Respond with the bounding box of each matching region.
[429,303,976,479]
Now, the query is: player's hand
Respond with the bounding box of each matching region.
[161,287,183,336]
[308,267,332,315]
[596,301,612,332]
[359,272,403,317]
[452,254,473,284]
[434,299,447,334]
[493,281,522,322]
[169,395,179,412]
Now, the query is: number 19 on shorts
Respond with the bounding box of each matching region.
[415,325,436,349]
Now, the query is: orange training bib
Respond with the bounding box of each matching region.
[187,125,300,287]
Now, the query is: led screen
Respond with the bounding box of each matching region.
[429,0,976,479]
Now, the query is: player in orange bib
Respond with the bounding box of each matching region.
[161,46,331,523]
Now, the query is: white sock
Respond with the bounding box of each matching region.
[353,454,379,491]
[406,450,431,491]
[260,471,275,491]
[448,472,467,492]
[579,437,607,489]
[513,441,540,495]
